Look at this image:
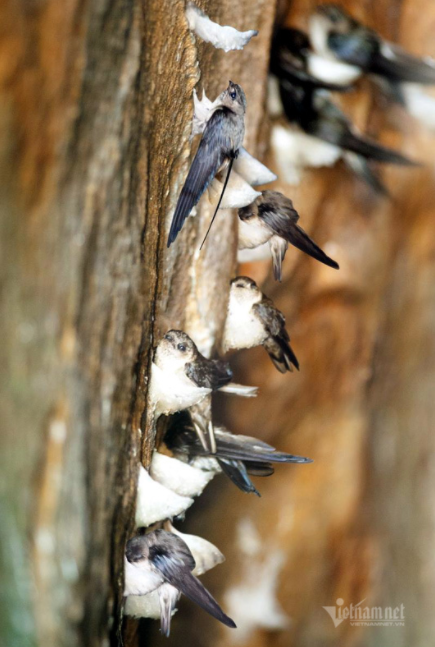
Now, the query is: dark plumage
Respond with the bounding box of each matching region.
[167,81,246,247]
[278,80,417,193]
[164,412,312,496]
[271,27,352,92]
[185,357,233,390]
[237,192,339,280]
[253,299,299,373]
[280,81,415,165]
[312,4,435,84]
[126,530,236,634]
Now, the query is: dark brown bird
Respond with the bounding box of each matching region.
[164,411,313,497]
[238,191,339,281]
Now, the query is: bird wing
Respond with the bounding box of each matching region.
[185,358,233,391]
[312,96,417,166]
[217,458,261,496]
[343,151,389,195]
[371,42,435,84]
[253,300,299,372]
[165,420,313,464]
[216,438,313,462]
[155,556,236,628]
[337,127,417,165]
[167,109,232,246]
[260,202,339,271]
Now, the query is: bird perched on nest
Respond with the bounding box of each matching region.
[270,26,354,91]
[167,81,246,247]
[277,77,417,194]
[124,530,236,636]
[149,330,257,451]
[163,411,312,497]
[308,4,435,129]
[223,276,300,371]
[237,195,339,280]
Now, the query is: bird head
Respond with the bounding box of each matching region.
[220,81,247,114]
[155,330,198,370]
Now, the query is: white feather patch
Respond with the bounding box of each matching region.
[267,75,284,117]
[308,53,361,85]
[150,452,216,498]
[149,362,212,417]
[125,583,179,621]
[237,215,271,250]
[188,455,221,473]
[186,3,258,52]
[135,466,194,527]
[124,556,163,597]
[223,288,265,352]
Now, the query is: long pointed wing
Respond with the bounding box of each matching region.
[167,109,231,247]
[263,334,299,373]
[166,421,312,465]
[216,442,311,464]
[217,458,260,496]
[253,300,299,372]
[338,128,417,165]
[372,42,435,84]
[185,358,233,391]
[260,205,339,270]
[343,151,388,195]
[155,558,236,628]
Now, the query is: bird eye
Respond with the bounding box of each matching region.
[177,343,186,352]
[164,333,172,341]
[230,91,237,100]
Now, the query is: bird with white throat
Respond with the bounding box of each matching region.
[223,276,299,373]
[237,192,339,281]
[149,329,257,451]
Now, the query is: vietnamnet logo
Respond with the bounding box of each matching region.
[323,598,405,627]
